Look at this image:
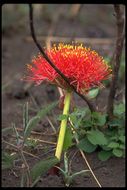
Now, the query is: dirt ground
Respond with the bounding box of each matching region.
[2,4,125,187]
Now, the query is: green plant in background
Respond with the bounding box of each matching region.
[21,101,59,186]
[25,138,39,150]
[2,101,125,186]
[70,102,125,161]
[2,101,59,187]
[2,152,17,170]
[4,98,124,186]
[2,4,28,32]
[23,101,58,142]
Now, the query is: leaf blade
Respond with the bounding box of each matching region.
[63,127,73,151]
[87,130,108,145]
[24,116,40,141]
[24,101,58,141]
[86,88,99,99]
[112,148,123,157]
[31,156,59,182]
[98,150,112,161]
[77,138,97,153]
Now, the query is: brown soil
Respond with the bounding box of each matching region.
[2,4,125,187]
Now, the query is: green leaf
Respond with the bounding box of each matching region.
[63,127,73,151]
[63,152,69,173]
[77,138,97,153]
[82,119,92,128]
[112,148,123,157]
[12,123,21,144]
[37,101,58,118]
[114,103,125,115]
[69,108,88,128]
[71,170,90,179]
[23,102,29,130]
[2,127,13,134]
[110,136,117,141]
[57,114,68,121]
[86,88,99,99]
[101,145,112,151]
[24,116,40,141]
[98,150,112,161]
[119,144,125,150]
[25,138,38,148]
[31,156,59,182]
[24,101,58,141]
[91,112,106,126]
[69,114,77,124]
[118,135,125,143]
[55,166,65,176]
[107,142,119,148]
[87,130,108,145]
[104,56,111,63]
[2,152,17,170]
[102,79,110,87]
[108,119,122,127]
[118,128,125,136]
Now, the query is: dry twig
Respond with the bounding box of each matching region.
[107,4,125,119]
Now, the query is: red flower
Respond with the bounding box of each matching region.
[26,43,112,94]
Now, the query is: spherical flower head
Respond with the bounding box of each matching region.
[26,43,112,94]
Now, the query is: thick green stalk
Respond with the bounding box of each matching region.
[55,91,71,161]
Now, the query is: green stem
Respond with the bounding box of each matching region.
[55,91,71,161]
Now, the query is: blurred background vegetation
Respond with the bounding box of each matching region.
[2,4,125,87]
[2,4,119,37]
